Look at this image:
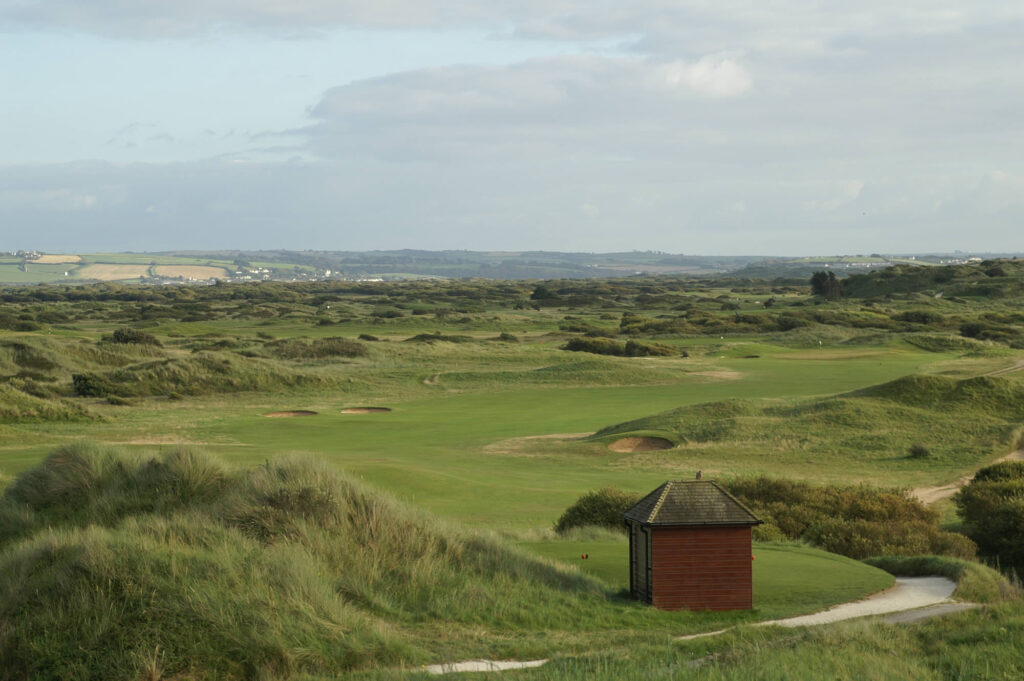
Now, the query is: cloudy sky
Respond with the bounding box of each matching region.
[2,2,1022,255]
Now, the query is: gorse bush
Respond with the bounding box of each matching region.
[109,327,162,346]
[554,487,641,534]
[0,443,605,680]
[562,338,678,357]
[728,477,975,560]
[956,461,1024,574]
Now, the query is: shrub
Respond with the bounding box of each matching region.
[562,338,625,356]
[110,328,162,346]
[908,443,931,459]
[956,462,1024,573]
[729,476,975,560]
[554,487,640,534]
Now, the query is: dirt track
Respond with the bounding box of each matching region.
[912,449,1024,504]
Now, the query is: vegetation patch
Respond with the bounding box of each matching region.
[340,407,391,414]
[0,383,95,422]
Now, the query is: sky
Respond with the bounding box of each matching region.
[1,2,1023,255]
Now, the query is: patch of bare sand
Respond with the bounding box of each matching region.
[608,436,674,453]
[264,410,318,418]
[690,370,742,381]
[912,449,1024,504]
[484,432,592,456]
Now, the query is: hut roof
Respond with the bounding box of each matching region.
[622,480,762,527]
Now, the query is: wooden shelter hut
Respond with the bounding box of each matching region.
[622,480,762,611]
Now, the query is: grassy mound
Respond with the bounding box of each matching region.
[71,351,341,397]
[0,444,604,680]
[0,383,95,422]
[588,375,1024,472]
[854,374,1024,419]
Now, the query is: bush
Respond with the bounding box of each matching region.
[110,328,162,346]
[554,488,640,534]
[956,462,1024,573]
[908,443,931,459]
[728,476,975,560]
[562,338,626,356]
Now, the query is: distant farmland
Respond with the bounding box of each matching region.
[77,264,150,280]
[153,265,229,279]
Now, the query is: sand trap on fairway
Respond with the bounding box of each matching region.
[264,410,318,418]
[609,436,674,452]
[341,407,392,414]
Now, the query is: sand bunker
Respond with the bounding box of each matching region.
[263,410,318,418]
[609,436,674,453]
[341,407,392,414]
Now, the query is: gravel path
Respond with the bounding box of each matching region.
[756,576,957,627]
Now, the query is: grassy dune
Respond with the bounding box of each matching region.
[586,374,1024,487]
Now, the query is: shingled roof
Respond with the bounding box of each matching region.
[622,480,762,526]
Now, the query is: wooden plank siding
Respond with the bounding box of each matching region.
[650,525,752,611]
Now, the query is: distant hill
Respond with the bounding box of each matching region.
[842,258,1024,298]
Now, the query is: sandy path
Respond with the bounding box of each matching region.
[912,450,1023,504]
[429,579,965,671]
[756,576,956,627]
[983,359,1024,377]
[424,660,548,674]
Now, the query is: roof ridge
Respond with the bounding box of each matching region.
[646,481,673,523]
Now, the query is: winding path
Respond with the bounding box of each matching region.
[911,449,1023,505]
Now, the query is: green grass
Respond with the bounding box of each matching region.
[519,540,893,619]
[0,263,74,283]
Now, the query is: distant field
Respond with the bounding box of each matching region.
[77,264,150,280]
[86,253,229,266]
[33,254,82,264]
[0,263,72,282]
[154,265,229,279]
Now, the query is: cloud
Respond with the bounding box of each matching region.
[3,0,1021,44]
[305,54,753,163]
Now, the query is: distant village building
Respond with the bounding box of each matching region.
[622,480,762,611]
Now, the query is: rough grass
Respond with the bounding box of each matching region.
[586,375,1024,482]
[0,383,95,423]
[0,443,620,679]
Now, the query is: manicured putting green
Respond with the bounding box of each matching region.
[519,540,893,620]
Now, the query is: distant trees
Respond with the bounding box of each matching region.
[810,270,843,299]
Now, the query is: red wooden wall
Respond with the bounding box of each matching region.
[650,525,752,611]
